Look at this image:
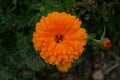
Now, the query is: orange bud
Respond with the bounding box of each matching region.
[102,39,112,48]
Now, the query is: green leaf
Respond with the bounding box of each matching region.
[73,55,85,67]
[63,0,75,8]
[26,55,46,71]
[16,33,30,57]
[28,12,41,26]
[50,72,59,79]
[87,33,96,43]
[31,2,42,11]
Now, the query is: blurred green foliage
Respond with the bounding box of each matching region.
[0,0,119,80]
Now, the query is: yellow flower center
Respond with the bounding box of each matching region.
[54,34,64,43]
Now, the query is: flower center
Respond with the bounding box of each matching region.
[55,34,64,43]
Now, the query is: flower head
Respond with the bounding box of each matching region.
[32,12,88,72]
[102,39,112,48]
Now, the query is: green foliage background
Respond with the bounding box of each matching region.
[0,0,119,80]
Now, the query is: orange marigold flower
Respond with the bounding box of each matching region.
[32,12,88,71]
[56,63,72,72]
[102,39,112,48]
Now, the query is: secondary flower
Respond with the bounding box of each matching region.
[102,39,112,48]
[32,12,88,72]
